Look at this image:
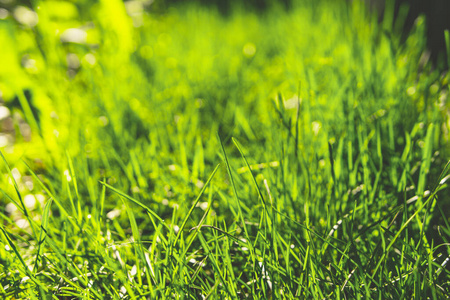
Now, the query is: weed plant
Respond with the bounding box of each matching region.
[0,0,449,298]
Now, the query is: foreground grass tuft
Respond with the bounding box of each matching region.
[0,0,449,298]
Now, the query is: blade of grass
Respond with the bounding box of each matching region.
[22,160,78,229]
[33,198,53,274]
[445,30,450,69]
[217,134,255,254]
[173,163,220,245]
[232,138,270,221]
[101,182,170,230]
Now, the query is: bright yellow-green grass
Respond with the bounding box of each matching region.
[0,0,449,298]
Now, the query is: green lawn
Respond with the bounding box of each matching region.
[0,0,449,298]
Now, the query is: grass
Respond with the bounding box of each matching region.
[0,0,450,298]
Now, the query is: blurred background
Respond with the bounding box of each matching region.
[0,0,449,67]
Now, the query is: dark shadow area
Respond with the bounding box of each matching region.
[393,0,450,68]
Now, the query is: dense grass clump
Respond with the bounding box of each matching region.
[0,0,449,298]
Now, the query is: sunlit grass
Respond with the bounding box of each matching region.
[0,0,449,298]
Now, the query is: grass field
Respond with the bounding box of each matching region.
[0,0,450,298]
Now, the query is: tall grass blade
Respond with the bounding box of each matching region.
[173,163,220,245]
[101,182,170,230]
[33,198,53,273]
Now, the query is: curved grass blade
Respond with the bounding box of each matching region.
[217,134,254,251]
[22,160,77,229]
[232,138,268,211]
[101,182,170,230]
[173,163,220,245]
[33,198,53,273]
